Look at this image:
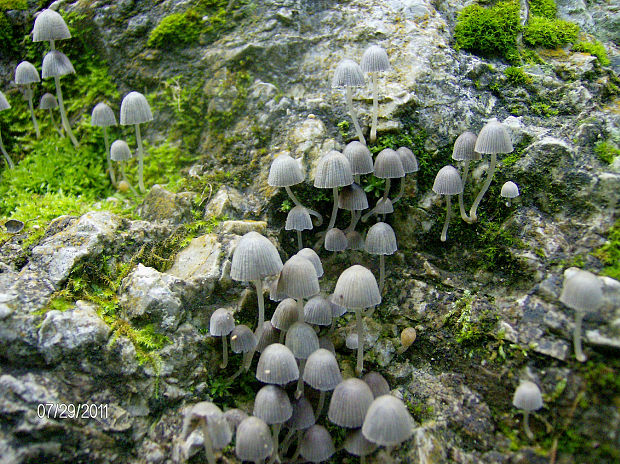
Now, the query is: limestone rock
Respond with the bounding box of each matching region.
[137,185,197,225]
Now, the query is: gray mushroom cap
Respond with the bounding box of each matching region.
[346,230,365,251]
[42,50,75,78]
[296,248,324,278]
[365,222,397,255]
[512,381,543,411]
[209,308,235,336]
[110,140,133,161]
[223,408,249,433]
[452,131,480,161]
[300,425,336,463]
[432,165,463,195]
[91,102,117,127]
[362,372,390,398]
[361,45,390,73]
[500,181,520,199]
[285,322,320,359]
[361,395,414,446]
[271,298,299,332]
[256,321,279,352]
[325,228,348,252]
[329,294,347,318]
[346,332,359,349]
[182,402,232,449]
[0,91,10,111]
[344,429,378,457]
[269,275,288,302]
[286,396,316,431]
[231,231,283,282]
[303,348,342,391]
[318,335,336,355]
[39,92,57,110]
[268,153,304,187]
[559,269,604,313]
[235,416,274,462]
[32,9,71,42]
[120,91,153,125]
[339,183,369,211]
[374,148,405,179]
[396,146,419,173]
[230,324,257,353]
[343,141,374,175]
[332,59,365,88]
[276,255,320,299]
[253,385,293,424]
[328,378,375,428]
[474,118,514,154]
[256,343,299,384]
[304,295,333,326]
[373,197,394,214]
[333,265,381,309]
[286,205,313,231]
[15,61,40,85]
[314,150,353,188]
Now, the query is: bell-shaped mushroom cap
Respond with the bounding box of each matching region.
[231,231,283,282]
[346,332,359,349]
[271,298,299,332]
[319,335,336,354]
[269,276,288,302]
[254,385,293,424]
[362,372,390,398]
[374,148,405,179]
[343,141,374,175]
[500,181,520,199]
[256,343,299,384]
[256,321,279,352]
[300,425,336,463]
[0,91,10,111]
[329,294,347,318]
[15,61,40,85]
[230,324,257,353]
[432,165,463,195]
[286,396,316,431]
[304,295,332,326]
[39,92,57,110]
[223,408,248,433]
[32,9,71,42]
[396,147,419,173]
[339,183,369,211]
[120,91,153,125]
[559,269,603,313]
[512,380,543,411]
[361,45,390,73]
[325,228,348,252]
[303,348,342,391]
[277,255,320,299]
[362,395,414,446]
[42,50,75,78]
[110,140,133,161]
[314,150,353,188]
[346,230,365,251]
[333,265,381,309]
[474,118,514,154]
[374,197,394,214]
[328,378,374,428]
[268,153,304,187]
[235,416,274,462]
[209,308,235,336]
[344,429,378,457]
[285,322,320,359]
[91,102,117,127]
[286,205,313,231]
[332,59,364,88]
[365,222,397,255]
[182,401,232,449]
[296,248,323,278]
[452,131,480,161]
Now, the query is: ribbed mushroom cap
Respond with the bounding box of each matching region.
[209,308,235,336]
[285,322,320,359]
[346,332,359,349]
[333,265,381,309]
[183,402,232,449]
[0,91,10,111]
[110,140,133,161]
[373,197,394,214]
[500,181,520,199]
[32,9,71,42]
[271,298,299,331]
[452,131,480,161]
[344,429,378,457]
[276,255,320,299]
[362,372,390,398]
[432,165,463,195]
[223,408,248,433]
[559,269,603,313]
[91,102,117,127]
[339,183,369,211]
[15,61,40,85]
[329,294,348,318]
[120,91,153,125]
[235,416,274,462]
[474,118,514,154]
[346,230,365,251]
[269,276,288,302]
[39,92,57,110]
[296,248,324,278]
[314,150,353,188]
[362,395,414,446]
[256,321,279,352]
[231,231,283,281]
[374,148,405,179]
[304,295,332,326]
[286,205,313,231]
[332,59,365,88]
[396,146,419,173]
[512,381,543,411]
[325,228,348,252]
[361,45,390,73]
[42,50,75,78]
[365,222,397,255]
[254,385,292,424]
[319,335,336,355]
[268,153,304,187]
[303,348,342,391]
[286,396,316,431]
[343,141,374,175]
[256,343,299,384]
[328,378,374,428]
[230,324,257,353]
[300,425,336,463]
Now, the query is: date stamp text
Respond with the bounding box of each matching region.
[37,403,108,420]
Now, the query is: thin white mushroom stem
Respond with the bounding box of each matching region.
[295,360,306,398]
[573,311,586,362]
[103,127,116,186]
[25,85,40,139]
[280,428,295,455]
[458,160,472,222]
[370,73,379,143]
[522,410,534,440]
[268,423,282,464]
[361,178,391,222]
[364,306,376,317]
[291,430,303,461]
[355,308,364,376]
[385,445,395,459]
[354,174,361,184]
[254,279,266,343]
[135,124,146,193]
[228,351,253,381]
[315,390,326,419]
[346,86,366,145]
[329,317,337,335]
[119,162,138,196]
[49,109,63,136]
[296,230,303,250]
[279,330,286,344]
[345,210,361,234]
[220,335,228,369]
[392,176,406,204]
[379,255,386,294]
[284,186,323,226]
[469,153,497,222]
[297,298,304,322]
[0,129,15,169]
[327,187,340,230]
[200,419,217,464]
[54,76,78,148]
[441,195,453,242]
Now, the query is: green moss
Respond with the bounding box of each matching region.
[530,101,559,117]
[573,40,611,66]
[0,0,27,9]
[593,219,620,280]
[504,66,532,86]
[147,11,202,49]
[528,0,557,19]
[594,141,620,164]
[523,15,579,48]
